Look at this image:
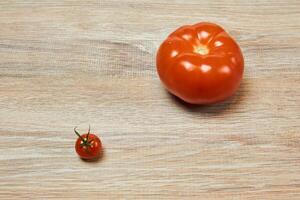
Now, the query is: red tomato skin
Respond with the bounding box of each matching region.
[75,133,102,160]
[156,22,244,104]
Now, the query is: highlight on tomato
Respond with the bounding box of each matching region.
[156,22,244,105]
[74,126,102,161]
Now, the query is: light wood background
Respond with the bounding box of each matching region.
[0,0,300,199]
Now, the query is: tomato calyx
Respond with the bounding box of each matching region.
[194,45,209,55]
[74,126,94,148]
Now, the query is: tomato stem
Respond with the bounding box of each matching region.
[195,45,209,55]
[87,124,90,142]
[74,127,84,140]
[74,126,92,146]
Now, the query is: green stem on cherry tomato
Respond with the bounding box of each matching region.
[86,124,90,142]
[74,126,93,146]
[74,127,85,141]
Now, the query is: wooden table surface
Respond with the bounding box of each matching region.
[1,0,300,199]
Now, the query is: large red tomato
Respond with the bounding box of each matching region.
[156,22,244,104]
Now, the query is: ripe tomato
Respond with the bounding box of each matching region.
[74,127,102,160]
[156,22,244,104]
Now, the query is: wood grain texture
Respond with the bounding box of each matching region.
[0,0,300,199]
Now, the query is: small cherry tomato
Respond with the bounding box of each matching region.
[156,22,244,104]
[74,126,102,160]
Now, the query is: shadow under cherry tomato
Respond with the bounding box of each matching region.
[167,80,248,117]
[80,147,106,163]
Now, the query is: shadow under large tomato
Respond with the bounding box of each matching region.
[166,79,247,116]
